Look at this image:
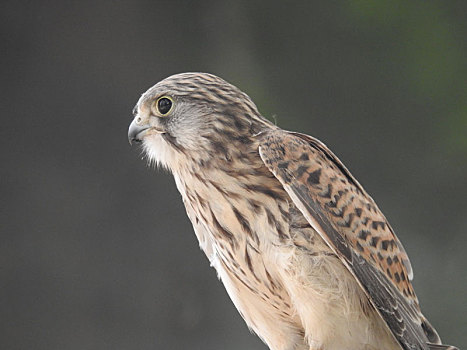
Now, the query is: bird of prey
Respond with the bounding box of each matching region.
[128,73,457,350]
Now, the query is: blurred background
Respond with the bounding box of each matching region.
[1,1,466,349]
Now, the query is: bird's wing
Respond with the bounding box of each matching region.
[258,129,438,350]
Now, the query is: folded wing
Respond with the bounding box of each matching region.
[258,129,449,350]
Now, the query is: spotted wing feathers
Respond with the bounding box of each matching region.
[258,129,453,350]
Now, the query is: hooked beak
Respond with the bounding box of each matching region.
[128,118,149,145]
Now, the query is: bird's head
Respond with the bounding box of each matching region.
[128,72,273,171]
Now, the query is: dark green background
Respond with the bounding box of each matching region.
[1,1,466,349]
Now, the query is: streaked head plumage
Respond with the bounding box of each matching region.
[129,72,273,170]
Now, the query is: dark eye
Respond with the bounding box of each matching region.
[157,97,173,115]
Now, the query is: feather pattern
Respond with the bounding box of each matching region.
[259,129,449,350]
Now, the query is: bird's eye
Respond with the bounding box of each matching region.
[156,96,173,115]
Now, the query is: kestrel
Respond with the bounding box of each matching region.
[128,73,457,350]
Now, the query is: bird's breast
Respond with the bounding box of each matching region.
[174,165,298,322]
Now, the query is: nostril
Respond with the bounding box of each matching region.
[136,117,142,123]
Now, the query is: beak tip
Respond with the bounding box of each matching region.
[128,119,147,146]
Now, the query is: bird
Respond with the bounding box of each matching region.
[128,72,457,350]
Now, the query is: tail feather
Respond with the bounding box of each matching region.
[422,317,458,350]
[427,343,459,350]
[421,318,441,344]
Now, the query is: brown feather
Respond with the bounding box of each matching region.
[259,129,438,350]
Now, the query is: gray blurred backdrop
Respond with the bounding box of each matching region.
[1,1,466,349]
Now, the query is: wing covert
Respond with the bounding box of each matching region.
[258,129,434,350]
